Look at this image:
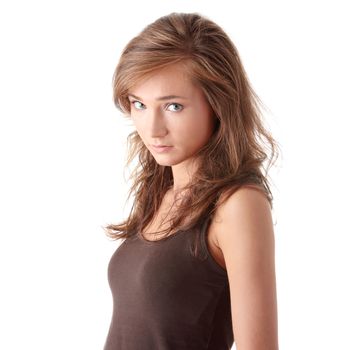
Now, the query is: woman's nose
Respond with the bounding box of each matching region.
[149,110,168,138]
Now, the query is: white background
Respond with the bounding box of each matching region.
[0,0,349,349]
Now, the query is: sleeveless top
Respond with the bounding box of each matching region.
[104,216,234,350]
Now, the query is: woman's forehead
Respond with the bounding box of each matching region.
[128,66,197,99]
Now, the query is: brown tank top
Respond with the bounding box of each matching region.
[104,216,234,349]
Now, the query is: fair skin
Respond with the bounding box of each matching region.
[212,187,279,350]
[128,63,216,194]
[128,63,279,349]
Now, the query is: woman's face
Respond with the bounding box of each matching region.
[128,63,216,167]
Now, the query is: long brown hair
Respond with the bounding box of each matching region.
[104,12,281,258]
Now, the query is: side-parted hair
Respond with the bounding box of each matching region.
[104,12,281,259]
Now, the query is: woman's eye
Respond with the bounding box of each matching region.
[167,103,183,112]
[131,101,145,110]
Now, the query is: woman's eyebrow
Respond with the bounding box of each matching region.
[128,94,188,101]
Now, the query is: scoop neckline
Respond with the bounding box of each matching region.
[137,229,187,244]
[136,225,227,274]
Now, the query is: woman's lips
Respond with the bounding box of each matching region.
[150,145,173,153]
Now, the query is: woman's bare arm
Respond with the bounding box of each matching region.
[214,186,279,350]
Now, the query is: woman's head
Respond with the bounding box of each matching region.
[127,62,217,169]
[106,12,280,249]
[113,13,254,170]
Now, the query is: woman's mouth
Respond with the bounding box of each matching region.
[150,145,173,153]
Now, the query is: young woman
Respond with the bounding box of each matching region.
[104,12,280,350]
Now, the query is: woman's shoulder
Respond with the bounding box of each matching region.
[215,183,268,210]
[211,184,273,247]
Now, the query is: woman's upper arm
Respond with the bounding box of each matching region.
[214,187,279,350]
